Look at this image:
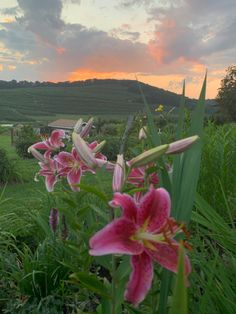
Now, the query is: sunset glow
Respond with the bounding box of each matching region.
[0,0,235,98]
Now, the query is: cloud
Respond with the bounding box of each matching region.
[110,24,140,41]
[118,0,153,8]
[16,0,65,46]
[0,6,20,15]
[0,0,234,98]
[148,0,236,63]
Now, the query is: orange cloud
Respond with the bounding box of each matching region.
[56,47,66,55]
[0,64,3,71]
[8,65,16,71]
[1,17,15,24]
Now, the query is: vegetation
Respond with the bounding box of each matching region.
[0,79,215,122]
[216,65,236,122]
[0,79,235,313]
[15,125,38,159]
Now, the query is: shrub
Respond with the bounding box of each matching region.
[0,149,13,183]
[15,138,36,159]
[100,123,118,136]
[15,125,38,159]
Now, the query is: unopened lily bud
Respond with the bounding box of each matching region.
[92,140,106,153]
[113,154,125,192]
[49,208,59,233]
[80,117,94,138]
[28,146,45,162]
[129,144,169,168]
[139,126,147,140]
[72,132,98,169]
[73,118,83,134]
[166,135,199,155]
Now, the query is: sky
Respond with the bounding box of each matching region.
[0,0,235,98]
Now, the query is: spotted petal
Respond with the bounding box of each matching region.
[67,168,82,192]
[31,141,50,150]
[146,242,191,276]
[89,218,143,256]
[125,252,153,306]
[109,193,138,222]
[56,152,74,167]
[138,188,171,232]
[45,175,57,192]
[49,129,65,147]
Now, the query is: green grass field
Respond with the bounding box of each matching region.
[0,80,203,123]
[0,121,235,313]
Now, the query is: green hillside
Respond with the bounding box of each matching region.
[0,79,213,122]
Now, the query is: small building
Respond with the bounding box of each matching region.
[48,119,78,131]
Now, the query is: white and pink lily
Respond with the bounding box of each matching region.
[38,158,62,192]
[89,188,191,306]
[55,147,93,192]
[55,141,109,191]
[30,129,65,158]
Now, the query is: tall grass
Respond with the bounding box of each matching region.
[198,122,236,221]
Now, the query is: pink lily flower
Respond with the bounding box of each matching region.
[89,188,191,306]
[55,142,109,191]
[55,147,92,192]
[127,163,159,203]
[127,163,159,188]
[38,158,61,192]
[31,129,65,158]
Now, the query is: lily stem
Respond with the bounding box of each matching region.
[110,207,118,314]
[111,253,118,314]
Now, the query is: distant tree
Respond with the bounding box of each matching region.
[216,66,236,121]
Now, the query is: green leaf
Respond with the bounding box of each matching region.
[172,74,207,222]
[69,272,110,298]
[90,204,109,223]
[77,183,109,203]
[169,243,188,314]
[114,256,131,281]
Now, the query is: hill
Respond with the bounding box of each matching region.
[0,79,215,122]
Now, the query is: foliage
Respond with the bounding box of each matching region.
[90,135,121,160]
[198,121,236,220]
[100,123,118,136]
[216,65,236,122]
[1,77,236,313]
[15,125,38,159]
[0,80,200,122]
[0,148,13,184]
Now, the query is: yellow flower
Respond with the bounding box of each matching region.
[155,104,164,112]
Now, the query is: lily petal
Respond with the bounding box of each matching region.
[138,188,171,232]
[31,141,50,150]
[125,252,153,306]
[67,168,82,191]
[146,242,191,276]
[45,175,57,192]
[49,129,65,147]
[89,218,143,256]
[56,152,74,167]
[109,193,138,222]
